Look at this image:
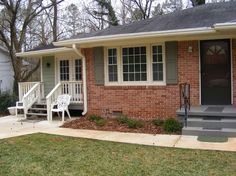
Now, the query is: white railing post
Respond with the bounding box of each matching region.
[21,83,41,118]
[46,83,62,122]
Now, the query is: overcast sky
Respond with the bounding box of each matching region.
[60,0,192,9]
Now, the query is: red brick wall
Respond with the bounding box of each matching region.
[83,40,200,119]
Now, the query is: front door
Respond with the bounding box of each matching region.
[200,39,231,105]
[59,59,82,82]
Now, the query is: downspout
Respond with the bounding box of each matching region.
[72,44,87,116]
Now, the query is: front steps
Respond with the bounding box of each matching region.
[177,106,236,137]
[26,101,47,119]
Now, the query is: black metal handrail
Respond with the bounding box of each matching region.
[179,83,190,127]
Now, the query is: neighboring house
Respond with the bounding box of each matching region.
[16,2,236,136]
[0,45,14,94]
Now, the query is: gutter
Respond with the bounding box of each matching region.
[54,27,215,46]
[16,47,74,57]
[214,22,236,30]
[72,44,87,116]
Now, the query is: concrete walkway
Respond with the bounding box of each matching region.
[1,116,236,152]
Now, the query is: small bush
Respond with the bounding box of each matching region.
[0,92,17,114]
[127,119,144,129]
[88,114,102,121]
[95,119,107,127]
[163,118,182,133]
[116,115,130,124]
[117,115,144,129]
[152,119,164,126]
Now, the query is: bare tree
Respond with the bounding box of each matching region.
[130,0,155,20]
[162,0,183,13]
[190,0,205,6]
[0,0,63,93]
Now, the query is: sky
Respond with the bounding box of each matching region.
[61,0,191,9]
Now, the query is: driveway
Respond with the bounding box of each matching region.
[0,115,61,139]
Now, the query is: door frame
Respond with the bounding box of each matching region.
[199,39,232,105]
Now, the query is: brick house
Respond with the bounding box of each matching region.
[16,2,236,136]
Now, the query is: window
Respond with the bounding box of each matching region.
[60,60,69,81]
[152,45,163,81]
[108,48,118,82]
[75,59,82,81]
[105,44,165,86]
[122,46,147,81]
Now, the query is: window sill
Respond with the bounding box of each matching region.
[104,81,166,86]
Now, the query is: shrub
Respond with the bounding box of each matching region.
[126,119,144,129]
[116,115,130,124]
[0,92,17,114]
[163,118,182,133]
[95,119,107,127]
[152,118,164,126]
[117,115,144,129]
[88,114,102,121]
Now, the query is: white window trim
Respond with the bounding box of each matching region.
[104,43,166,86]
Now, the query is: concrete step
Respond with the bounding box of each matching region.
[26,112,47,117]
[177,110,236,118]
[28,107,47,111]
[182,127,236,137]
[33,103,47,107]
[187,118,236,129]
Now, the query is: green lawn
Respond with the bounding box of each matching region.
[0,134,236,176]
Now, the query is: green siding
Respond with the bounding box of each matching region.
[93,47,105,85]
[166,41,178,84]
[42,56,55,95]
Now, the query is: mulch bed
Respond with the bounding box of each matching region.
[62,117,166,135]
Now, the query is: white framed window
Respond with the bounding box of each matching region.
[107,48,118,82]
[122,46,147,82]
[60,60,69,81]
[75,59,82,81]
[104,43,166,86]
[152,45,164,81]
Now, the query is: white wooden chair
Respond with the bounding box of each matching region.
[15,101,25,118]
[51,94,71,122]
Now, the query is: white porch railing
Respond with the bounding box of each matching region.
[46,81,83,121]
[19,82,44,101]
[18,82,37,101]
[22,83,41,117]
[61,81,83,103]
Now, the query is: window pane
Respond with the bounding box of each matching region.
[123,65,128,72]
[153,46,157,54]
[123,73,128,81]
[123,48,128,55]
[122,46,147,81]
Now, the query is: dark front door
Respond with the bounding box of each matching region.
[201,39,231,105]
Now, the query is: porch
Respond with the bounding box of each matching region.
[18,81,83,121]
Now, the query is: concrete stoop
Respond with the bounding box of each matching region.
[177,106,236,137]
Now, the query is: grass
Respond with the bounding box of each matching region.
[0,134,236,176]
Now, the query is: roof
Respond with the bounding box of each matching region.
[69,1,236,40]
[27,43,60,52]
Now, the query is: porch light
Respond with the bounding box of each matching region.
[188,46,193,53]
[46,62,51,68]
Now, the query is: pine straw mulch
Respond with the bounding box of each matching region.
[62,117,167,135]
